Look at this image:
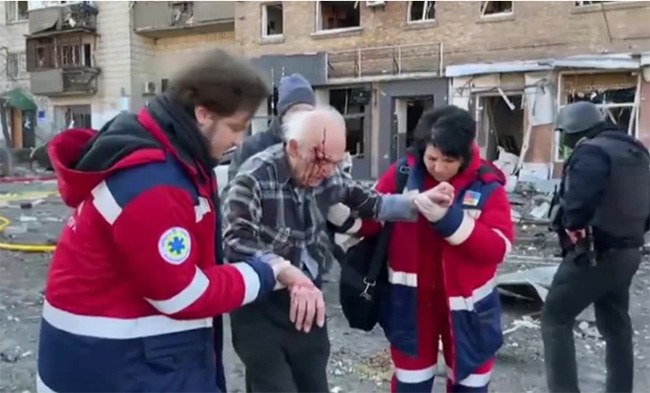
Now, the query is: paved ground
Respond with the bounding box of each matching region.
[1,180,650,392]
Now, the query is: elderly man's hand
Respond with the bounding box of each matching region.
[276,265,326,332]
[290,284,326,333]
[276,264,313,288]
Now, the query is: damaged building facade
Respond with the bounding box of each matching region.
[1,0,237,149]
[238,0,650,180]
[448,54,650,183]
[1,1,650,181]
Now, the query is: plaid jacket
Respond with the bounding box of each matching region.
[223,144,413,278]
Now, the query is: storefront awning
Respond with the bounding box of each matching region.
[2,88,37,111]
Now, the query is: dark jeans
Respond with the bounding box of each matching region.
[541,248,641,393]
[231,305,330,393]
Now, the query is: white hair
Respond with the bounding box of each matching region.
[282,106,346,147]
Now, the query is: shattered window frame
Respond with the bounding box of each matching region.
[554,70,640,161]
[262,2,284,39]
[574,1,612,7]
[170,1,194,26]
[480,1,514,17]
[6,1,29,23]
[329,87,368,157]
[407,1,436,23]
[316,1,362,33]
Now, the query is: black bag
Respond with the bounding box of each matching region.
[339,158,410,331]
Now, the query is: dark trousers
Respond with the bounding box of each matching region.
[231,314,330,393]
[541,248,641,393]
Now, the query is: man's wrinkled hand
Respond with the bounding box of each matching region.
[289,284,326,333]
[276,264,313,288]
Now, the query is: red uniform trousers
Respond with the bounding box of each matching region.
[390,279,494,392]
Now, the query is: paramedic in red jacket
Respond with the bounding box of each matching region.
[359,106,513,392]
[37,49,324,393]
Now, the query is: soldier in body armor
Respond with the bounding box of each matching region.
[542,101,650,393]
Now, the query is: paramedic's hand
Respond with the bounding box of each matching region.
[422,182,454,207]
[290,284,326,333]
[414,194,449,223]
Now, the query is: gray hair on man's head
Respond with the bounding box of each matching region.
[282,106,346,147]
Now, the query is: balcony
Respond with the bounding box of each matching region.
[327,42,444,81]
[30,67,100,97]
[133,1,235,38]
[28,2,98,36]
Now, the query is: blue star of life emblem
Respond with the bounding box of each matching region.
[158,227,191,264]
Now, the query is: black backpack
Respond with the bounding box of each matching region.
[339,157,410,332]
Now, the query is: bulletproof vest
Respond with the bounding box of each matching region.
[580,132,650,239]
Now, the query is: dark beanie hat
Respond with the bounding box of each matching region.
[276,74,316,116]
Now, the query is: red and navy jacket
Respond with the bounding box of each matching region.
[358,146,513,384]
[37,107,277,393]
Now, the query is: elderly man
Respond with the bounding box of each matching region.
[223,106,418,393]
[227,73,352,271]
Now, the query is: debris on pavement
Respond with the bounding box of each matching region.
[503,316,540,336]
[578,321,602,339]
[356,349,392,384]
[497,265,558,302]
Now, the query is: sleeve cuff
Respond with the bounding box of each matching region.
[232,255,278,305]
[431,203,475,245]
[378,194,418,222]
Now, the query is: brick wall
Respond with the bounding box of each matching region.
[237,1,650,64]
[153,31,237,80]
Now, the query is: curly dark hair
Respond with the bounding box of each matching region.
[168,49,270,118]
[412,105,476,170]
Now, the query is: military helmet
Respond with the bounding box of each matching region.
[555,101,605,134]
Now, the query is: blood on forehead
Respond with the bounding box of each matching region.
[311,126,343,165]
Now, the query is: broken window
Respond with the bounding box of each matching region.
[574,1,614,6]
[478,95,524,162]
[480,1,513,16]
[55,105,91,131]
[6,1,28,22]
[330,88,369,156]
[557,72,638,160]
[83,44,92,67]
[317,1,360,32]
[171,2,194,26]
[7,53,20,79]
[59,45,81,67]
[26,38,56,71]
[263,3,284,37]
[408,1,436,22]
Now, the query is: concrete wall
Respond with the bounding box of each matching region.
[237,1,650,64]
[0,2,30,94]
[153,30,237,81]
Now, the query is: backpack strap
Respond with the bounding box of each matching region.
[364,157,411,287]
[395,156,411,193]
